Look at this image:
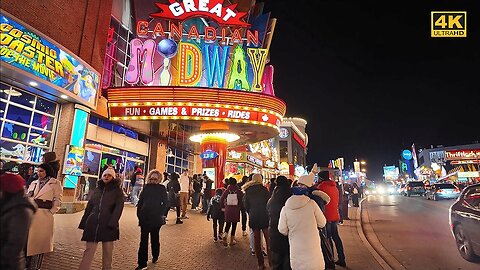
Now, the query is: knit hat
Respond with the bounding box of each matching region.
[43,151,58,163]
[0,173,26,194]
[291,185,309,196]
[102,167,116,178]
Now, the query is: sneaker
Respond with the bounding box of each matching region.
[176,218,183,224]
[181,215,189,219]
[335,260,347,267]
[218,234,223,240]
[213,237,218,242]
[152,257,158,264]
[250,250,255,256]
[242,230,248,236]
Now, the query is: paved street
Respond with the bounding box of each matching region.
[363,194,479,270]
[42,202,380,270]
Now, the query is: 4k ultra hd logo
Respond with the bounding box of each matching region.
[431,11,467,37]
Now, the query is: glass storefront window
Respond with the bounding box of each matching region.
[28,129,51,146]
[32,113,54,130]
[0,82,58,163]
[6,104,32,125]
[9,89,35,108]
[35,97,57,115]
[0,139,26,160]
[2,122,29,142]
[83,150,101,176]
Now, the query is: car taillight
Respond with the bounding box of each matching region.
[407,186,412,190]
[454,188,460,193]
[437,189,443,193]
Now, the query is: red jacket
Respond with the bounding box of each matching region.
[318,180,340,222]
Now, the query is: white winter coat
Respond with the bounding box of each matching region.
[26,177,63,256]
[278,195,327,270]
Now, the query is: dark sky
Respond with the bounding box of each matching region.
[262,0,480,180]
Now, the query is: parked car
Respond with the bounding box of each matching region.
[426,183,461,201]
[405,181,425,197]
[449,184,480,262]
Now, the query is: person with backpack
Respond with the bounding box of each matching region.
[243,174,272,269]
[206,188,225,242]
[220,177,243,247]
[135,170,168,270]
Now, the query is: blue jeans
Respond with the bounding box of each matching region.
[326,221,345,261]
[131,185,142,206]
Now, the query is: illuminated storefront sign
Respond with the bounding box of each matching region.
[200,149,219,160]
[457,171,480,178]
[293,132,306,149]
[247,155,263,166]
[402,149,412,160]
[0,12,100,109]
[125,1,275,94]
[110,104,281,127]
[445,149,480,160]
[227,150,245,160]
[279,128,289,139]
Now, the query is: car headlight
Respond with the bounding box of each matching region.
[377,187,385,194]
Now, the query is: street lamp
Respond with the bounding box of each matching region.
[361,161,366,165]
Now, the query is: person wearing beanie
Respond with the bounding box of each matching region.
[267,175,293,270]
[136,169,168,269]
[278,179,327,270]
[207,188,225,242]
[78,167,124,270]
[1,173,37,270]
[243,173,272,269]
[24,163,63,269]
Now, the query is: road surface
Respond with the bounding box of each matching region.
[363,194,479,270]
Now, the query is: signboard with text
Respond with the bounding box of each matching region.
[445,149,480,161]
[110,104,280,126]
[121,0,276,95]
[0,12,100,109]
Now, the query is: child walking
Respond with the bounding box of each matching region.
[207,188,225,242]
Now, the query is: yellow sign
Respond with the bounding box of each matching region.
[431,12,467,37]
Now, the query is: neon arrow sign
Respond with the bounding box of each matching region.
[151,0,250,27]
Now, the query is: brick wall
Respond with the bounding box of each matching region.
[2,0,113,73]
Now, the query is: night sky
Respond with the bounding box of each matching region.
[262,0,479,180]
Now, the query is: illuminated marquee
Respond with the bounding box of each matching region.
[0,12,100,108]
[124,1,275,94]
[109,104,281,128]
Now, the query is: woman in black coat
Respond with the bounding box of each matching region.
[136,170,169,269]
[267,175,292,270]
[167,172,182,224]
[243,174,272,269]
[78,167,124,270]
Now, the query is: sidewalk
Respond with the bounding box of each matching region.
[42,203,382,269]
[338,206,383,270]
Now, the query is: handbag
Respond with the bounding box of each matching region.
[34,199,53,209]
[320,228,335,269]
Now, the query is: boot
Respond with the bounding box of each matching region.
[229,235,236,246]
[176,218,183,224]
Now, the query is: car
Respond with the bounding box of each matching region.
[449,184,480,262]
[426,183,461,201]
[405,181,425,197]
[398,183,407,195]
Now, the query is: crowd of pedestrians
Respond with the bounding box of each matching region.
[1,155,350,270]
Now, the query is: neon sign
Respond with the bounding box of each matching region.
[0,13,100,109]
[200,149,219,160]
[151,0,250,27]
[125,1,275,94]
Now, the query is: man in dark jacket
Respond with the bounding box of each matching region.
[167,172,182,224]
[207,188,225,242]
[191,175,202,210]
[136,170,168,269]
[78,167,124,270]
[267,176,292,270]
[0,173,37,270]
[243,173,272,269]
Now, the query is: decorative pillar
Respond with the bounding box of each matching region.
[200,138,227,189]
